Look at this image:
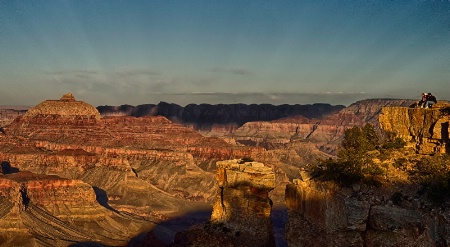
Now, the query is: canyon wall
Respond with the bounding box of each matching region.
[379,101,450,154]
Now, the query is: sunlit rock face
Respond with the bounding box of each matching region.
[211,160,275,225]
[285,179,450,247]
[379,101,450,154]
[174,159,276,247]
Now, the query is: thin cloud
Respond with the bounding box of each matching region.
[45,70,98,75]
[114,68,161,77]
[209,67,254,76]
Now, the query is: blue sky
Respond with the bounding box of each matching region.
[1,0,449,106]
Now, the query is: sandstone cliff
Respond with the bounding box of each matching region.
[379,101,450,154]
[173,159,276,247]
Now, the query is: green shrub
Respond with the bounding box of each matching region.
[313,124,384,186]
[383,137,406,149]
[313,158,362,186]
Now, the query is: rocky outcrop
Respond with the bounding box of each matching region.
[285,179,450,246]
[174,159,276,247]
[23,92,101,119]
[379,102,450,154]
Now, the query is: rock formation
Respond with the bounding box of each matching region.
[379,101,450,154]
[285,178,450,247]
[173,159,276,247]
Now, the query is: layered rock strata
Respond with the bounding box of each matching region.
[2,93,269,203]
[174,159,276,247]
[379,102,450,154]
[285,179,450,247]
[0,93,285,245]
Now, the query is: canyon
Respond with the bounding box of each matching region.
[1,93,448,246]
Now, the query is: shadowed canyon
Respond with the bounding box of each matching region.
[0,93,449,246]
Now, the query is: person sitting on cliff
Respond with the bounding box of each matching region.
[417,93,427,108]
[423,93,437,108]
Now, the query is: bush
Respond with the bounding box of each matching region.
[313,158,362,186]
[411,156,450,204]
[383,137,406,149]
[314,124,382,186]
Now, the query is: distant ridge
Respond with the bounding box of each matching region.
[97,102,345,129]
[0,106,30,110]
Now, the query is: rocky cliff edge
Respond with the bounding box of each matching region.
[379,101,450,154]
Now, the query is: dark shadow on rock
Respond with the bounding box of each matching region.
[61,204,287,246]
[128,209,212,247]
[126,207,288,247]
[271,207,289,247]
[1,161,19,174]
[92,186,119,213]
[68,242,109,247]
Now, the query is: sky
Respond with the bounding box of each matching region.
[1,0,450,106]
